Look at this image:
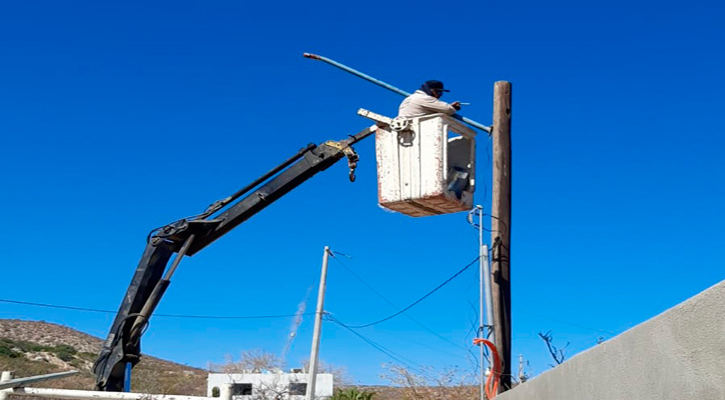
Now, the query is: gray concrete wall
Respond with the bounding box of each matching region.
[497,280,725,400]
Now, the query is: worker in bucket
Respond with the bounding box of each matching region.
[398,80,461,118]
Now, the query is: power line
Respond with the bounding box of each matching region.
[0,298,314,320]
[1,294,616,336]
[0,299,116,314]
[485,212,508,235]
[324,314,436,380]
[463,297,488,370]
[330,252,478,357]
[345,257,480,328]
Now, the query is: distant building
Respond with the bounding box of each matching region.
[207,371,334,400]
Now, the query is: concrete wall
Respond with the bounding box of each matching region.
[498,280,725,400]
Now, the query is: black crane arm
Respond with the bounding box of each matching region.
[92,125,377,391]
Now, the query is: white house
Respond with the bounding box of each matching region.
[207,372,334,400]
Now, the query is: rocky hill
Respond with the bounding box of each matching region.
[0,319,207,395]
[0,320,101,354]
[0,319,468,400]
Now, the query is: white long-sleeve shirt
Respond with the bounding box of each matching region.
[398,90,457,118]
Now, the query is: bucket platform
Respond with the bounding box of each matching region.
[359,109,476,217]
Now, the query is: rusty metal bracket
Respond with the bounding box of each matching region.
[324,140,360,182]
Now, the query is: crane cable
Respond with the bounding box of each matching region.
[473,338,501,399]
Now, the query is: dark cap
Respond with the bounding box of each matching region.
[424,80,450,92]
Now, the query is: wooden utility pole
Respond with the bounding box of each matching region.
[491,81,512,392]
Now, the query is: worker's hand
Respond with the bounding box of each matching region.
[450,101,461,111]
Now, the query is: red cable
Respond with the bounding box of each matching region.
[473,338,501,399]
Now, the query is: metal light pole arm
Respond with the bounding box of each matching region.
[303,53,411,97]
[303,53,492,134]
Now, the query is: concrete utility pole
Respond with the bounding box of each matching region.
[470,205,495,400]
[306,246,330,400]
[518,354,527,383]
[491,81,512,392]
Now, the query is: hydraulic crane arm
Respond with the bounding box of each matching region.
[92,125,377,391]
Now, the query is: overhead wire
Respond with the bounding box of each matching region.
[0,298,314,320]
[331,251,488,377]
[330,252,477,355]
[0,299,117,314]
[485,213,508,235]
[324,314,418,368]
[324,313,437,381]
[463,297,489,363]
[0,294,614,336]
[345,256,481,329]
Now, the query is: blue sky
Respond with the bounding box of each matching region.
[1,0,724,385]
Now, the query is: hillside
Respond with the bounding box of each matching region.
[0,319,471,400]
[0,319,207,395]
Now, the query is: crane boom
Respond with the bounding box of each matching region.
[92,125,377,391]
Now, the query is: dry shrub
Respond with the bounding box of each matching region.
[381,364,478,400]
